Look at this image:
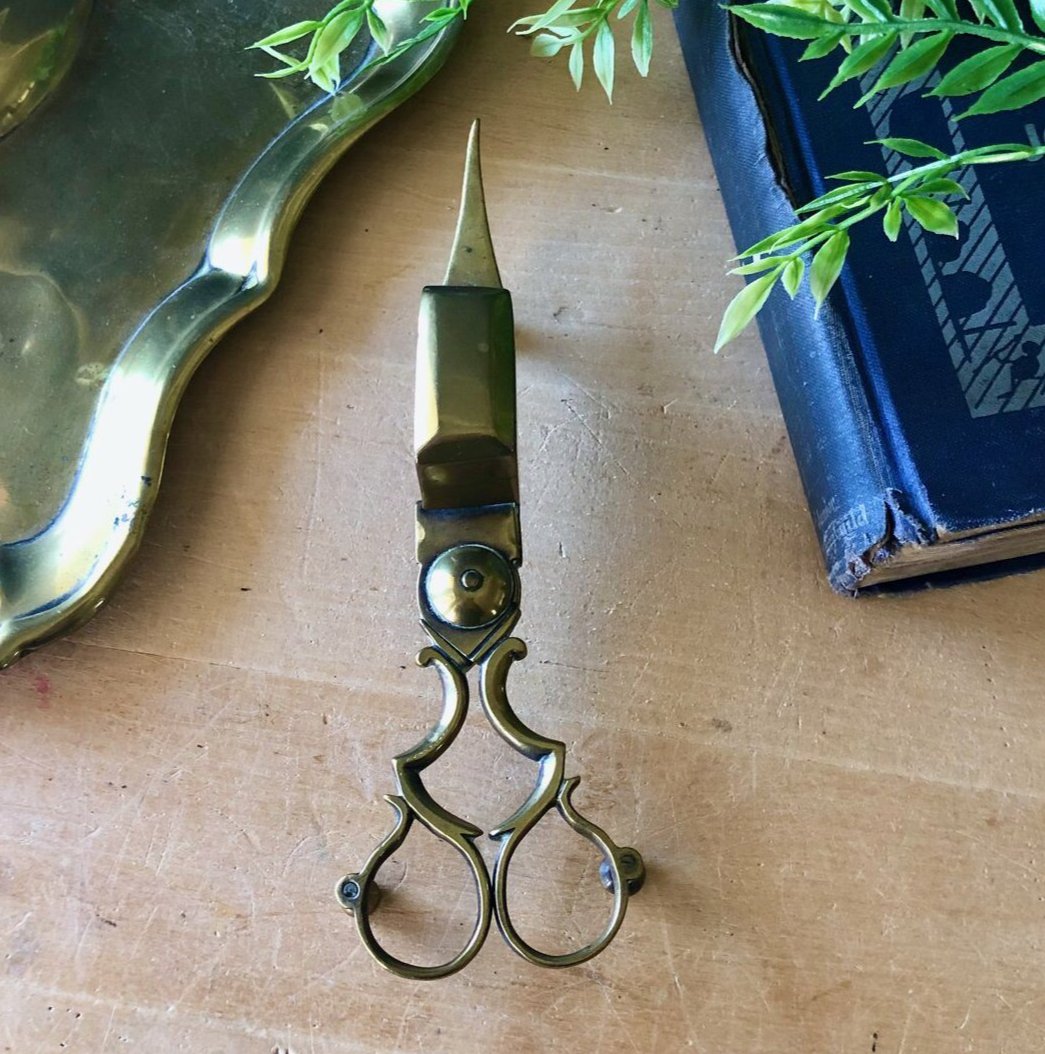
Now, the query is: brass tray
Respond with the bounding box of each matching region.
[0,1,459,667]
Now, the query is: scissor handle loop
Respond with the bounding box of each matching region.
[337,647,492,980]
[491,778,633,968]
[480,637,639,968]
[339,795,491,980]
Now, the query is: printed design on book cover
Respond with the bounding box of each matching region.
[865,77,1045,419]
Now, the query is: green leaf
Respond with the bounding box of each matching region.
[593,18,615,101]
[535,23,582,38]
[534,12,593,30]
[899,0,927,17]
[310,54,341,94]
[883,199,903,240]
[958,62,1045,118]
[821,34,897,96]
[423,8,459,26]
[809,230,850,311]
[872,136,948,158]
[898,0,926,44]
[929,43,1021,97]
[729,257,785,275]
[924,0,958,16]
[367,8,391,52]
[826,170,888,182]
[714,270,780,351]
[738,204,847,255]
[725,3,835,40]
[619,0,641,17]
[842,0,892,21]
[962,141,1038,158]
[977,0,1022,30]
[312,9,364,71]
[632,0,653,77]
[251,20,321,49]
[782,257,806,298]
[916,176,968,196]
[510,0,577,34]
[774,0,844,15]
[794,184,872,212]
[1033,0,1045,33]
[424,6,458,22]
[801,31,846,59]
[860,31,952,101]
[569,39,584,89]
[904,195,959,235]
[531,31,568,56]
[257,64,309,80]
[257,44,307,69]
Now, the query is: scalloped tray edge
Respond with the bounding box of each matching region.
[0,23,459,669]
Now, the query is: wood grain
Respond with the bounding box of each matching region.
[3,4,1044,1052]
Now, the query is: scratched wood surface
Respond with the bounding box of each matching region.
[3,5,1045,1053]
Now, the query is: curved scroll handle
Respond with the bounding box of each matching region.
[480,638,645,969]
[337,647,492,980]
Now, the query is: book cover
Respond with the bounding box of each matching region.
[674,1,1045,592]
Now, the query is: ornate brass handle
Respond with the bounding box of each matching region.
[336,649,491,981]
[482,638,646,969]
[338,638,644,979]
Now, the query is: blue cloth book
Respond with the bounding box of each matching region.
[674,1,1045,592]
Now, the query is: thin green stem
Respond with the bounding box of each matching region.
[882,143,1045,184]
[806,16,1045,53]
[815,145,1045,207]
[776,199,885,262]
[737,143,1045,266]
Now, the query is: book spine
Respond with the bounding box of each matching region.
[673,1,927,592]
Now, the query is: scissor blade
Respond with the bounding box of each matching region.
[414,120,518,513]
[443,119,502,288]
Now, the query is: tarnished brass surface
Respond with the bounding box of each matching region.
[415,287,519,509]
[0,0,460,668]
[415,123,517,511]
[0,0,91,137]
[442,119,500,287]
[423,544,515,630]
[339,121,644,980]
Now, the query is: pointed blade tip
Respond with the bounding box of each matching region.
[443,118,502,287]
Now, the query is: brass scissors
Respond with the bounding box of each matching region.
[336,121,645,980]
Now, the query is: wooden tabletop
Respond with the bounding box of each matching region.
[3,4,1045,1052]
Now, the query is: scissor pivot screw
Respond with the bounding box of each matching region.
[424,544,514,630]
[460,569,484,591]
[599,848,646,897]
[337,874,381,914]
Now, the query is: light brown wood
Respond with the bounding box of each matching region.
[4,6,1045,1052]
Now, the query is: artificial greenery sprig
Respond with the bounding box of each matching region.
[715,137,1045,349]
[728,0,1045,116]
[253,0,678,101]
[251,0,476,93]
[511,0,680,99]
[707,0,1045,347]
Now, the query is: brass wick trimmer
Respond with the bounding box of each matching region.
[337,121,645,980]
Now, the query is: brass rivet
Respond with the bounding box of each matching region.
[424,545,513,629]
[460,569,484,592]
